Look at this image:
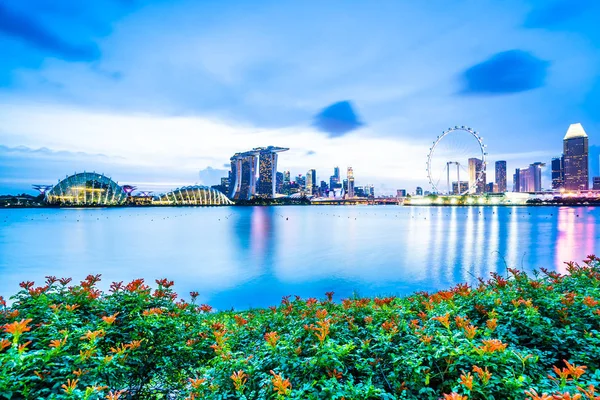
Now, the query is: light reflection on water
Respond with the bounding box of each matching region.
[0,206,598,309]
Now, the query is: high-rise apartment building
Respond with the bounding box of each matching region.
[495,161,507,193]
[551,156,564,190]
[468,158,486,194]
[347,167,355,198]
[563,123,588,191]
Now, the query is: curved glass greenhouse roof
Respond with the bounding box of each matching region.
[46,172,127,206]
[155,185,232,205]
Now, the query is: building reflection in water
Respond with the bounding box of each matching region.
[1,206,599,310]
[555,207,595,274]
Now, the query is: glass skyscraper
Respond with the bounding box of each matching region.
[347,167,354,198]
[563,123,588,191]
[551,156,564,190]
[495,160,507,193]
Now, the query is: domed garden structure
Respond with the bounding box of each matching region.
[154,185,232,206]
[46,172,128,206]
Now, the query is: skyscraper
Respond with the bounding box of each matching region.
[276,172,284,194]
[347,167,355,198]
[229,150,259,200]
[468,158,485,194]
[495,161,507,193]
[563,123,589,191]
[306,169,316,194]
[416,186,423,196]
[515,162,545,192]
[551,156,564,190]
[330,167,341,190]
[256,146,289,198]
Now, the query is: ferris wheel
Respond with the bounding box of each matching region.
[426,126,487,195]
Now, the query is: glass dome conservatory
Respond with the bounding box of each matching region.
[154,185,232,206]
[46,172,128,206]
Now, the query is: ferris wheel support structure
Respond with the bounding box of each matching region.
[427,126,487,195]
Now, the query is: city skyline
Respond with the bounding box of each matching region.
[1,1,600,195]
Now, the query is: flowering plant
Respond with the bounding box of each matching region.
[2,257,600,399]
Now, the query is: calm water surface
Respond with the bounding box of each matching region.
[0,206,597,309]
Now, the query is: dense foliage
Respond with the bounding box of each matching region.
[2,258,600,399]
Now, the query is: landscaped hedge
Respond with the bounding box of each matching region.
[2,257,600,399]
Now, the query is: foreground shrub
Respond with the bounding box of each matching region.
[2,257,600,399]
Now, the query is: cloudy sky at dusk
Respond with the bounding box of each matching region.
[1,0,600,194]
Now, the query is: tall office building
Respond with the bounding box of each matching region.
[513,169,520,192]
[495,161,507,193]
[468,158,486,194]
[416,186,423,196]
[515,162,545,192]
[306,169,316,194]
[563,123,589,191]
[551,157,564,190]
[320,181,328,196]
[593,177,600,190]
[347,167,355,198]
[330,167,341,190]
[256,146,289,198]
[229,150,259,200]
[275,172,284,194]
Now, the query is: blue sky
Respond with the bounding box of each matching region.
[1,0,599,194]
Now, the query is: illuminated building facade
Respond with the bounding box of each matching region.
[329,167,341,190]
[254,146,289,198]
[155,185,232,205]
[486,182,498,193]
[347,167,355,198]
[495,161,507,193]
[468,158,486,194]
[551,156,564,190]
[276,172,284,194]
[515,162,545,192]
[563,123,588,191]
[46,172,128,206]
[452,181,469,195]
[593,177,600,190]
[306,169,316,195]
[229,150,259,200]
